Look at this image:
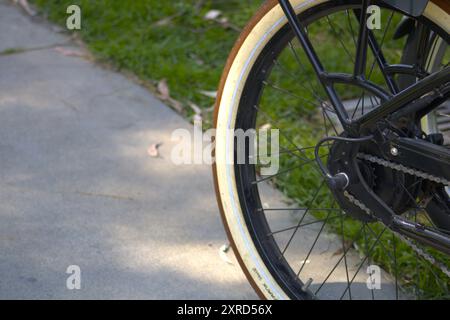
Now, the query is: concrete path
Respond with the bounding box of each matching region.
[0,1,257,299]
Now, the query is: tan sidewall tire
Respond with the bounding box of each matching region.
[213,0,449,300]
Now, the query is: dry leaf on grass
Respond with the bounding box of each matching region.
[192,113,203,123]
[217,19,241,32]
[157,79,170,100]
[152,9,186,27]
[259,123,272,130]
[153,14,182,27]
[157,79,185,113]
[188,53,205,66]
[188,102,202,115]
[204,9,222,20]
[203,105,215,113]
[203,9,240,32]
[153,17,173,27]
[199,90,217,99]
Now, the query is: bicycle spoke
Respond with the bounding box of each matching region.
[268,214,340,236]
[314,221,367,295]
[346,9,357,48]
[260,207,340,212]
[369,12,394,77]
[351,91,366,119]
[392,232,399,300]
[287,41,328,105]
[321,106,339,136]
[254,105,315,163]
[273,53,327,108]
[263,80,319,108]
[272,144,332,157]
[339,210,352,300]
[280,180,326,255]
[363,224,375,300]
[339,226,388,299]
[325,16,355,63]
[252,157,320,184]
[296,208,333,277]
[364,224,396,262]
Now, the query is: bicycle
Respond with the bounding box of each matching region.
[213,0,449,299]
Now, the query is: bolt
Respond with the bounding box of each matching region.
[390,147,399,156]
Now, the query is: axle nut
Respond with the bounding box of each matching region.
[390,147,399,156]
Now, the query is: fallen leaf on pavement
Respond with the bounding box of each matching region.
[219,243,233,265]
[157,79,170,100]
[148,143,163,158]
[170,99,185,113]
[332,240,354,256]
[54,47,88,58]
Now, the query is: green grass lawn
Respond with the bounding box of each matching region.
[32,0,262,124]
[30,0,449,299]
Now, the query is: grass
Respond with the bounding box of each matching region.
[30,0,449,298]
[0,47,26,55]
[31,0,262,124]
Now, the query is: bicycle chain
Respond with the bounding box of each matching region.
[341,153,450,277]
[357,153,450,186]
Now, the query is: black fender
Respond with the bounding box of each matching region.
[382,0,430,17]
[386,1,431,39]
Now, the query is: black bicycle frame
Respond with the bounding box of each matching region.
[277,0,450,253]
[278,0,449,135]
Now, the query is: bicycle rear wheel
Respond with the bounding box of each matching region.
[213,0,450,299]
